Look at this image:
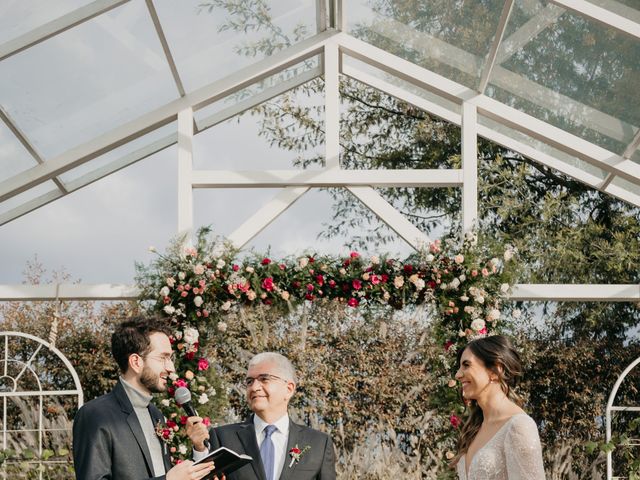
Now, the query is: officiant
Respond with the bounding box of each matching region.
[186,352,336,480]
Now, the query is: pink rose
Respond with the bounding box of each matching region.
[350,251,360,258]
[348,297,359,307]
[371,274,380,285]
[174,379,187,388]
[352,279,362,290]
[197,358,210,371]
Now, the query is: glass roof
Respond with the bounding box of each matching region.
[0,0,638,226]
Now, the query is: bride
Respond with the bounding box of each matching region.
[453,335,546,480]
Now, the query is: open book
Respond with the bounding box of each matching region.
[194,446,253,478]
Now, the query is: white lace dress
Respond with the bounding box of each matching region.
[456,414,546,480]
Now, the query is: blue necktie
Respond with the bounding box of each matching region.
[260,425,277,480]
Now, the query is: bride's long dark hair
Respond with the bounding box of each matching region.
[451,335,524,467]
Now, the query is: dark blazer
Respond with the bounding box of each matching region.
[209,417,336,480]
[72,380,173,480]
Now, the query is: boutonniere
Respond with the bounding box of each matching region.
[288,444,311,468]
[155,419,176,444]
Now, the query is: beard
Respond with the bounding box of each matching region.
[140,365,165,393]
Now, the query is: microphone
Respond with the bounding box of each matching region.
[174,387,210,450]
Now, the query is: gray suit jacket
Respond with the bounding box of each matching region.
[72,380,173,480]
[209,416,336,480]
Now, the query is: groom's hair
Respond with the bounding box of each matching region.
[111,315,172,373]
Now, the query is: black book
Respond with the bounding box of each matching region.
[194,446,253,478]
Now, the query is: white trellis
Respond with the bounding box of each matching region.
[606,356,640,480]
[0,331,83,478]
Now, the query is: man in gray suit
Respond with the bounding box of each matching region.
[72,316,216,480]
[187,352,336,480]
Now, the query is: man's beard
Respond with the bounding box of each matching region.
[140,365,165,393]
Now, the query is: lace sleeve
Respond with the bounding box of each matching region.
[504,415,546,480]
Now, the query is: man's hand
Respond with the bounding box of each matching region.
[185,416,210,452]
[166,460,214,480]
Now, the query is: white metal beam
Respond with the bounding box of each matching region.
[0,30,338,204]
[178,109,193,237]
[511,284,640,301]
[191,169,462,188]
[144,0,186,97]
[549,0,640,39]
[347,186,430,249]
[623,128,640,160]
[462,102,478,234]
[0,283,637,301]
[227,187,310,248]
[478,0,515,94]
[0,0,130,61]
[324,41,341,168]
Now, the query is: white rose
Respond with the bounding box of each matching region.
[160,286,170,297]
[454,254,464,264]
[198,393,209,405]
[245,266,254,273]
[193,264,205,275]
[178,272,186,280]
[459,274,466,282]
[216,259,226,269]
[450,278,460,289]
[183,327,199,344]
[500,283,510,293]
[464,306,475,314]
[194,296,204,307]
[425,254,435,262]
[166,277,176,288]
[339,268,347,275]
[504,248,514,261]
[414,279,425,291]
[217,321,228,332]
[475,296,485,304]
[371,255,380,265]
[460,295,469,302]
[161,399,171,407]
[298,257,309,268]
[178,444,188,455]
[458,330,467,337]
[163,305,175,315]
[393,276,405,288]
[487,309,501,322]
[471,319,486,331]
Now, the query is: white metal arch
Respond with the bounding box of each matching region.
[606,355,640,480]
[0,331,83,477]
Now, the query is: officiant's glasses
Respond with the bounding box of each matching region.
[143,353,176,367]
[244,373,288,387]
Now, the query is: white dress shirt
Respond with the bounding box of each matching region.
[254,414,290,480]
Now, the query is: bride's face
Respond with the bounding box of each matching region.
[455,348,494,400]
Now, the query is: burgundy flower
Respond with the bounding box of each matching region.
[450,414,462,428]
[232,264,240,272]
[348,297,359,307]
[261,258,271,265]
[352,279,362,290]
[403,264,413,274]
[316,274,324,286]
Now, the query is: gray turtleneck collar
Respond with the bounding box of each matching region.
[120,377,153,408]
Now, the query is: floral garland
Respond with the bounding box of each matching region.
[136,227,518,461]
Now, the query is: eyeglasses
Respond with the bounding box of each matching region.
[244,373,288,387]
[143,353,176,367]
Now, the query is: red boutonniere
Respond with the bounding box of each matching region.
[288,444,311,468]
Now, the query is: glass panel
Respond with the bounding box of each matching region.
[193,80,324,170]
[589,0,640,19]
[0,0,92,44]
[59,121,178,184]
[0,1,178,159]
[154,0,318,92]
[488,1,640,155]
[345,0,507,90]
[0,120,39,182]
[611,176,640,196]
[340,74,461,171]
[0,180,58,217]
[478,113,608,180]
[193,55,321,130]
[342,54,462,118]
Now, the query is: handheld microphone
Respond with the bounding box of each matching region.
[175,387,210,450]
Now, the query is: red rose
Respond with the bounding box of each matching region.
[352,279,362,290]
[307,284,314,292]
[444,340,454,352]
[370,275,380,285]
[450,414,462,428]
[348,297,359,307]
[180,416,188,425]
[262,277,274,292]
[232,264,240,272]
[305,293,315,301]
[166,419,177,428]
[328,279,337,288]
[185,352,195,361]
[174,379,187,388]
[261,258,271,265]
[316,275,324,286]
[350,251,360,258]
[290,447,301,454]
[308,256,315,263]
[203,417,211,426]
[381,274,389,283]
[403,265,413,273]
